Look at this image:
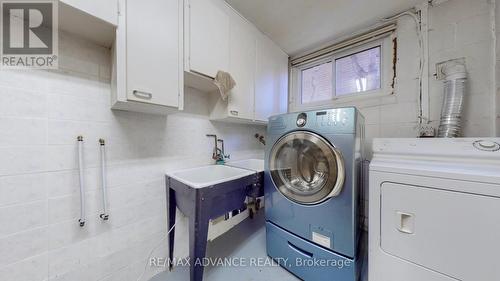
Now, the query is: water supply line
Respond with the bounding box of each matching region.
[77,136,85,227]
[99,139,109,221]
[206,134,221,160]
[437,61,467,137]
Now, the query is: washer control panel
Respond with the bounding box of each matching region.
[296,113,307,127]
[473,140,500,152]
[315,109,350,127]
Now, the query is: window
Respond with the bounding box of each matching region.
[301,61,333,104]
[335,47,381,96]
[291,34,395,111]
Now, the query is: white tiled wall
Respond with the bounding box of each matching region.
[0,32,265,281]
[427,0,496,138]
[338,0,498,160]
[344,0,497,227]
[1,1,498,279]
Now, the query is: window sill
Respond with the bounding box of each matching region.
[291,89,395,112]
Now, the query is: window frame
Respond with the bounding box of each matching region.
[290,35,395,111]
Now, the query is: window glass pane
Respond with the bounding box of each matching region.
[301,62,333,104]
[335,46,381,96]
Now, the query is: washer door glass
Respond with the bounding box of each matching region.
[269,131,344,205]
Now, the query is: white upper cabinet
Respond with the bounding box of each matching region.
[226,12,256,121]
[61,0,118,26]
[58,0,117,47]
[111,0,183,114]
[125,0,181,107]
[192,0,289,124]
[255,34,289,122]
[61,0,286,118]
[186,0,230,78]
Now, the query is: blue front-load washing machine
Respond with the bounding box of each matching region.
[265,107,365,281]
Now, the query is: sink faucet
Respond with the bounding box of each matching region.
[206,134,230,164]
[254,133,266,145]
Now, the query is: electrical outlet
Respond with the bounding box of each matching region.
[419,126,436,137]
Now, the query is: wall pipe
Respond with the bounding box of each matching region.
[99,139,109,221]
[77,136,85,227]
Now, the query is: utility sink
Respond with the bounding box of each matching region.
[166,164,260,281]
[167,165,254,189]
[226,158,264,172]
[227,159,264,198]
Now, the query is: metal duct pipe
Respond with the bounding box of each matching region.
[437,62,467,138]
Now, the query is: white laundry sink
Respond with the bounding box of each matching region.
[226,159,264,172]
[166,165,255,189]
[165,164,260,280]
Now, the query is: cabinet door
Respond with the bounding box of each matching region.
[255,34,289,122]
[188,0,229,78]
[125,0,181,107]
[61,0,118,26]
[227,13,256,120]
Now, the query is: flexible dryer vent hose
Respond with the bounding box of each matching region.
[437,62,467,138]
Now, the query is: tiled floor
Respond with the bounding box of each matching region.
[151,211,368,281]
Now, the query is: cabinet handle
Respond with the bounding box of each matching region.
[133,90,153,100]
[230,110,239,116]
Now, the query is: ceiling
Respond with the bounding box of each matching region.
[225,0,420,56]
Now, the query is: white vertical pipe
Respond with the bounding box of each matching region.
[420,1,430,125]
[490,0,498,136]
[99,139,109,220]
[77,136,85,227]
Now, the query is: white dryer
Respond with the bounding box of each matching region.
[369,138,500,281]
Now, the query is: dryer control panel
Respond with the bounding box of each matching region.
[473,140,500,152]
